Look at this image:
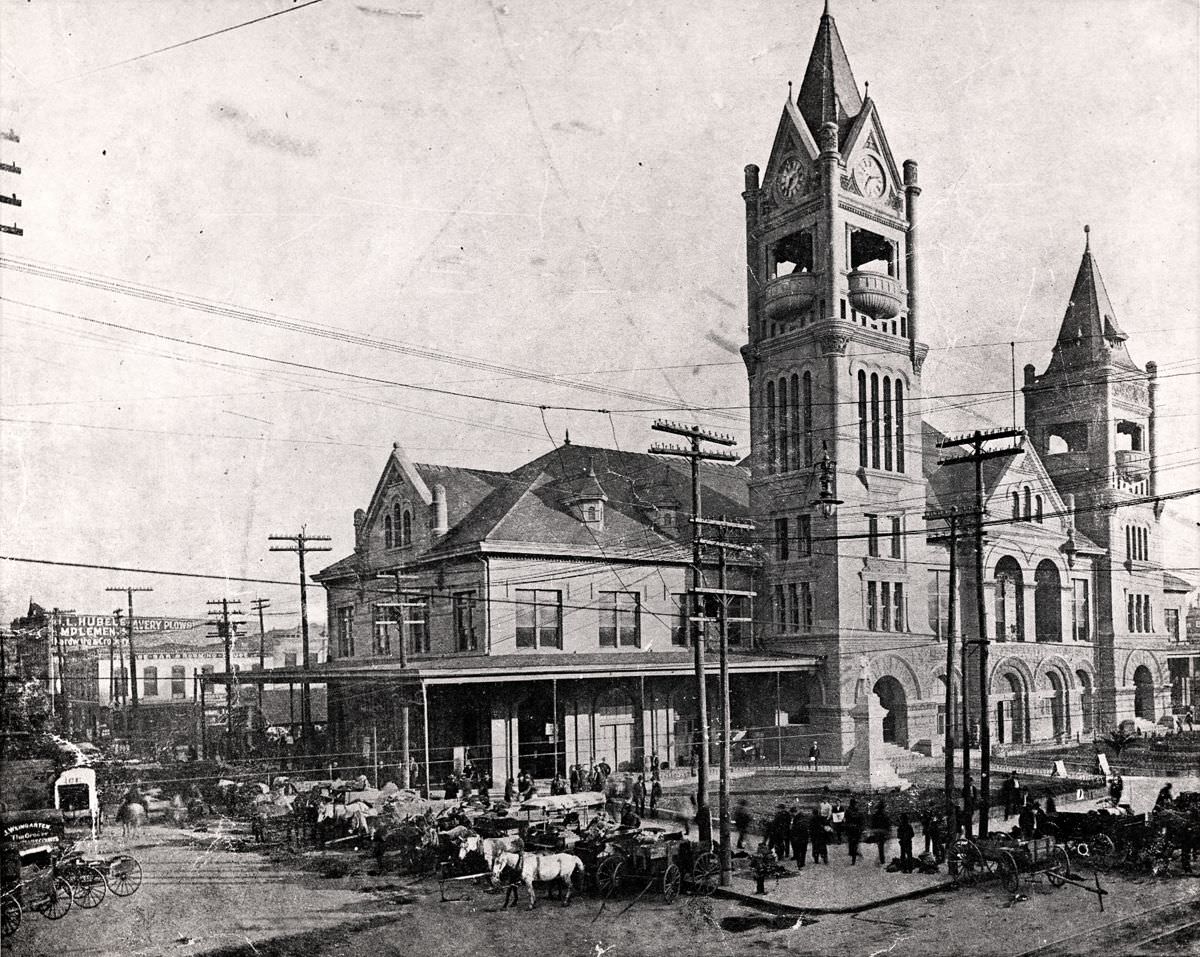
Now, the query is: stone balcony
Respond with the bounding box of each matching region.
[760,272,818,324]
[1116,449,1149,483]
[848,270,903,321]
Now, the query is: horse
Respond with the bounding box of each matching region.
[459,834,522,868]
[490,851,585,910]
[117,801,147,838]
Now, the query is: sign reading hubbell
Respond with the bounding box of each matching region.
[57,614,204,649]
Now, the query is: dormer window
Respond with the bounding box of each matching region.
[568,458,608,531]
[585,503,601,524]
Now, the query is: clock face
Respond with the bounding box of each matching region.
[774,155,808,201]
[853,154,886,199]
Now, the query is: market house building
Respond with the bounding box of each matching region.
[304,444,822,786]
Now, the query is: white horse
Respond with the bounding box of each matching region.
[459,834,522,867]
[491,851,585,910]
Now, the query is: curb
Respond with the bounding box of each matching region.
[713,877,957,916]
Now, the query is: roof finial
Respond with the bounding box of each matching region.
[564,429,571,446]
[1084,223,1090,251]
[824,0,832,16]
[788,80,793,101]
[864,80,869,99]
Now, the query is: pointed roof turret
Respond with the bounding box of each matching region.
[1047,226,1137,373]
[796,4,864,145]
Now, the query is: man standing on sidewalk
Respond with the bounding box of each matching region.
[809,806,830,865]
[791,805,809,868]
[734,798,751,849]
[871,799,892,866]
[844,798,864,865]
[961,775,979,839]
[1001,772,1020,819]
[771,804,792,860]
[897,813,915,873]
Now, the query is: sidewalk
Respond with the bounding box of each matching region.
[715,838,954,914]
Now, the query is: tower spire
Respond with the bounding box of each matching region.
[796,1,863,143]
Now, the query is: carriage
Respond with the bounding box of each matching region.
[0,834,75,938]
[1042,806,1141,868]
[593,829,685,903]
[948,835,1072,895]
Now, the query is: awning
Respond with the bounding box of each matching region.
[203,650,821,687]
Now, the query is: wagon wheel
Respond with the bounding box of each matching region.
[1,896,20,937]
[70,866,107,909]
[106,855,142,896]
[998,851,1021,894]
[691,851,720,897]
[1046,846,1070,887]
[597,857,623,897]
[948,840,983,887]
[1090,834,1115,869]
[34,878,73,920]
[661,863,681,903]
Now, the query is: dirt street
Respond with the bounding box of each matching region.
[8,823,1199,957]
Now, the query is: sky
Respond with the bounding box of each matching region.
[1,0,1198,626]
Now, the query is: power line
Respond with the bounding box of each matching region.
[0,555,297,587]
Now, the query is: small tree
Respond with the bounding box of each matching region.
[1103,727,1136,759]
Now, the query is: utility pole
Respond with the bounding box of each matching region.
[269,529,331,738]
[49,607,74,730]
[207,599,245,741]
[938,428,1023,834]
[649,419,739,846]
[251,598,270,713]
[925,507,960,830]
[377,568,421,789]
[694,516,755,887]
[105,587,152,715]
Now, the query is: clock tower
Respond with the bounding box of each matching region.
[741,5,935,757]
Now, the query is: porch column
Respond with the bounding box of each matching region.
[490,697,517,786]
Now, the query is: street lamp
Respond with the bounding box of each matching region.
[816,442,843,519]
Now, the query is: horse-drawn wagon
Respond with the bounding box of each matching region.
[949,834,1071,894]
[590,827,689,903]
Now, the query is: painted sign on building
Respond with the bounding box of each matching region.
[57,615,203,649]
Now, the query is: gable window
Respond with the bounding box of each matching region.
[401,509,413,547]
[171,665,187,698]
[866,514,880,557]
[336,606,354,658]
[1023,487,1032,521]
[392,502,402,545]
[599,591,640,648]
[797,514,812,557]
[384,514,394,549]
[453,591,478,652]
[1035,495,1044,524]
[516,589,562,649]
[1011,491,1020,520]
[775,517,790,561]
[142,665,158,698]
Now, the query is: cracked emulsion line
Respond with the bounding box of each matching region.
[868,932,912,957]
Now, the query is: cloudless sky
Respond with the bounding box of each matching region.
[1,0,1197,626]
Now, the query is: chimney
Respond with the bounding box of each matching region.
[432,484,448,537]
[353,508,367,552]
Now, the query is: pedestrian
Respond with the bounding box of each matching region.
[830,801,846,843]
[1155,782,1175,809]
[897,813,915,872]
[734,798,752,849]
[503,776,515,804]
[550,772,567,796]
[1109,773,1124,806]
[1001,772,1020,819]
[871,799,892,866]
[632,774,646,815]
[920,806,934,855]
[808,740,820,770]
[844,798,864,864]
[1018,801,1035,840]
[930,812,947,863]
[809,807,829,864]
[1186,707,1195,733]
[771,804,792,860]
[569,764,582,793]
[444,774,459,800]
[961,775,978,840]
[790,805,809,867]
[650,774,662,817]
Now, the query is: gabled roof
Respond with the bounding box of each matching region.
[1045,231,1139,374]
[1165,572,1195,594]
[317,443,751,578]
[796,8,863,146]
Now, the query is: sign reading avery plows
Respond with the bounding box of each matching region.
[57,614,204,648]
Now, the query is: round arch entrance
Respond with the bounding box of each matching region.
[873,676,908,748]
[995,672,1028,745]
[1046,671,1067,740]
[1133,665,1155,721]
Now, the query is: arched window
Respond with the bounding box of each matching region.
[1023,487,1032,521]
[1012,491,1020,520]
[800,372,812,467]
[777,376,790,473]
[393,502,402,543]
[857,371,868,467]
[402,509,412,546]
[1034,559,1062,642]
[384,513,394,549]
[1035,495,1044,524]
[894,379,905,473]
[870,373,881,469]
[882,375,893,471]
[766,380,777,475]
[994,556,1025,641]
